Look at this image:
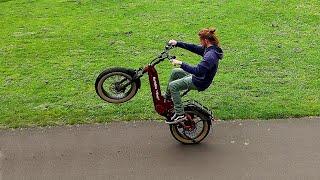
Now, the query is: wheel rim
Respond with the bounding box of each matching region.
[176,114,205,139]
[170,110,210,144]
[98,72,135,101]
[102,74,133,100]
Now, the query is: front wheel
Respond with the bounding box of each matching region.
[95,67,140,104]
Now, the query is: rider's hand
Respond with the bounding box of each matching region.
[168,39,177,46]
[170,59,182,66]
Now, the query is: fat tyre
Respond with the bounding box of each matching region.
[95,67,139,103]
[170,106,211,144]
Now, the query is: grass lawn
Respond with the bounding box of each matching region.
[0,0,319,128]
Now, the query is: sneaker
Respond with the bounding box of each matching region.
[165,113,186,124]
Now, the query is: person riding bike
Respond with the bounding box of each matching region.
[164,28,224,124]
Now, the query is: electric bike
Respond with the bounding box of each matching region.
[95,44,214,144]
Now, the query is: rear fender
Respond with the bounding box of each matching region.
[184,100,213,125]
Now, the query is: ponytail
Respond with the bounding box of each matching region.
[198,28,220,47]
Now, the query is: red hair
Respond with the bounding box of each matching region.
[198,28,220,47]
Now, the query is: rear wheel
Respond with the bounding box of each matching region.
[170,108,211,144]
[95,67,139,103]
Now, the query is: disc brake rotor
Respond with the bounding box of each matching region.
[177,114,204,139]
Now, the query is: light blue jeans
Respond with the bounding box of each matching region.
[165,68,197,115]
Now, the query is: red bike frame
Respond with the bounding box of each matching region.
[142,65,174,117]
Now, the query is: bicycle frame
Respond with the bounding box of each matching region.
[134,45,175,117]
[95,43,213,144]
[143,64,174,117]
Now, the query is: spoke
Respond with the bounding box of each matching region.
[101,74,133,99]
[193,116,202,124]
[118,78,128,84]
[178,114,205,139]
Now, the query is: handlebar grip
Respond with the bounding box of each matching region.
[168,56,176,62]
[165,42,174,50]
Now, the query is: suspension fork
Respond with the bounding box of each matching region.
[116,68,144,91]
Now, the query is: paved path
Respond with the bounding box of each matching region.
[0,117,319,180]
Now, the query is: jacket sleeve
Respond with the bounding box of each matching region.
[176,41,205,56]
[180,52,216,76]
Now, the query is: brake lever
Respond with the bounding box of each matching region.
[165,42,174,50]
[168,55,176,62]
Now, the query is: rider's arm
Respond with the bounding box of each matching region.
[180,52,216,76]
[176,41,205,56]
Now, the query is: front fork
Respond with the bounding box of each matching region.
[116,68,144,91]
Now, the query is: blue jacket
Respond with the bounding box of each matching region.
[177,41,224,91]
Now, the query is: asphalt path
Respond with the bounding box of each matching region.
[0,117,319,180]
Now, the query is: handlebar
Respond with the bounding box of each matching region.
[169,55,176,61]
[147,43,176,66]
[165,43,174,50]
[135,43,177,76]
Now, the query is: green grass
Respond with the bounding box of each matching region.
[0,0,319,128]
